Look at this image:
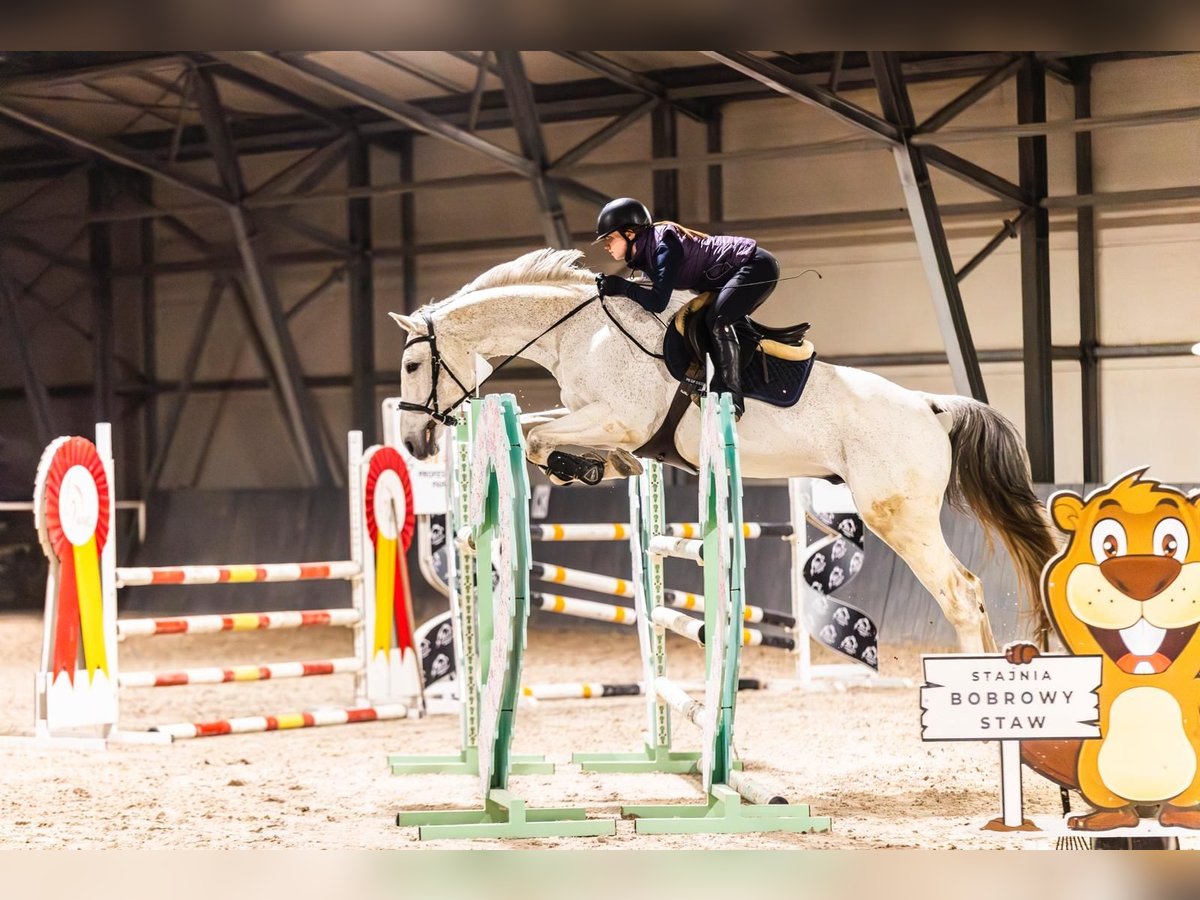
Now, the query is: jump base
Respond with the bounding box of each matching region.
[388,746,553,776]
[573,746,746,775]
[397,789,615,840]
[622,784,832,836]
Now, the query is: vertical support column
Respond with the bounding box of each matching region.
[398,133,418,315]
[494,51,572,249]
[88,165,116,426]
[193,67,335,486]
[1018,55,1054,482]
[348,136,376,445]
[138,176,159,489]
[706,105,724,225]
[0,266,55,446]
[1074,62,1101,483]
[870,52,988,402]
[652,103,679,222]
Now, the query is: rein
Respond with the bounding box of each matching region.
[600,295,665,360]
[395,293,600,428]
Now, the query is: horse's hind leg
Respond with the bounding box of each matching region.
[856,488,996,653]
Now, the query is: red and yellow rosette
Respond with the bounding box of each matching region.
[35,437,111,685]
[364,447,417,663]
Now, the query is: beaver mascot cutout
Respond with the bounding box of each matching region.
[1012,469,1200,831]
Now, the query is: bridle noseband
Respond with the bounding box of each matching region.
[394,311,474,430]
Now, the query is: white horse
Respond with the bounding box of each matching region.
[390,248,1057,652]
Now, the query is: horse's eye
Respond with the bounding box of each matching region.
[404,361,420,374]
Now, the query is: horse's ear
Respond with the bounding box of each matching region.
[389,312,426,335]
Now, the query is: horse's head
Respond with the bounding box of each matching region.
[389,310,475,459]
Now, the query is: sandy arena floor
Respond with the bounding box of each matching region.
[0,612,1080,849]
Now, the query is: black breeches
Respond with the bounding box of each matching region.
[704,248,780,329]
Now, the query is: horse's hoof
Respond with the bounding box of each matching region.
[608,450,643,479]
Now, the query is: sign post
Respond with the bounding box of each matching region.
[921,654,1102,831]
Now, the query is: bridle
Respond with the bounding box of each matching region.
[396,294,603,431]
[394,311,474,429]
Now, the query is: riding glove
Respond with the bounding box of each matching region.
[598,274,631,298]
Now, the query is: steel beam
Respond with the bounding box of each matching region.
[706,51,1027,209]
[1042,184,1200,209]
[249,136,350,198]
[0,228,91,271]
[261,210,353,254]
[138,175,158,482]
[145,277,227,491]
[193,66,336,486]
[916,57,1022,133]
[652,102,679,222]
[705,51,899,141]
[89,166,116,424]
[870,52,987,401]
[237,52,536,176]
[828,52,845,92]
[398,134,417,316]
[954,210,1026,283]
[494,51,572,248]
[109,200,1022,278]
[913,103,1200,144]
[0,229,86,309]
[82,80,179,129]
[285,266,346,321]
[0,98,228,206]
[557,51,706,123]
[1018,56,1054,481]
[78,133,882,223]
[549,98,657,170]
[1074,63,1101,482]
[13,340,1199,404]
[553,178,610,208]
[347,136,376,444]
[0,51,1150,184]
[199,59,352,133]
[920,144,1030,207]
[707,106,724,224]
[466,51,490,132]
[0,267,55,445]
[365,51,466,95]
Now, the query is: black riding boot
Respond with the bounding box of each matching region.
[711,324,745,420]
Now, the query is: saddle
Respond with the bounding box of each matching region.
[663,292,818,409]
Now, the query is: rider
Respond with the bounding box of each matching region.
[593,197,779,419]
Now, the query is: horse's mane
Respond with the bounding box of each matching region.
[424,249,595,313]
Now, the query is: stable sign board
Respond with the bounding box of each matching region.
[921,654,1102,742]
[920,653,1103,832]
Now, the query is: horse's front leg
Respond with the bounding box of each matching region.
[525,403,648,484]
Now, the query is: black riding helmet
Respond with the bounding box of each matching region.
[594,197,652,242]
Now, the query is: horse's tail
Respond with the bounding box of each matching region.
[923,393,1059,644]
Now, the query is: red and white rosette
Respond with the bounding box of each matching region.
[363,446,420,701]
[34,436,111,685]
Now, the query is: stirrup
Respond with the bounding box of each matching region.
[546,451,604,486]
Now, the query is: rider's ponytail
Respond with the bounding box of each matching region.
[655,220,710,240]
